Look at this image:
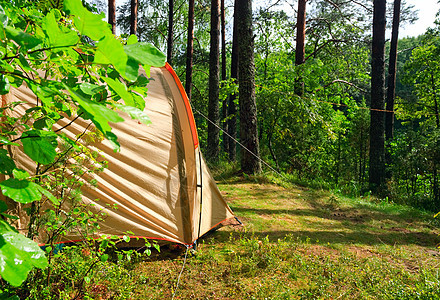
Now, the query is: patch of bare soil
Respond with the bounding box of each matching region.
[329,208,366,223]
[298,244,341,260]
[348,246,381,259]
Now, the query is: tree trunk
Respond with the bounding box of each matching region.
[108,0,116,34]
[237,0,261,174]
[130,0,138,35]
[295,0,307,96]
[185,0,195,100]
[385,0,401,179]
[385,0,401,142]
[207,0,220,162]
[221,0,228,154]
[167,0,174,65]
[369,0,387,194]
[227,0,238,161]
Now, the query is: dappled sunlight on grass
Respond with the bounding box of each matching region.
[127,181,440,299]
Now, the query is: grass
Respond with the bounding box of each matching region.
[125,178,440,299]
[18,176,440,299]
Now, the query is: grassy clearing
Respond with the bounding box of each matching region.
[18,177,440,299]
[125,179,440,299]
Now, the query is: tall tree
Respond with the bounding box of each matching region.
[385,0,401,179]
[385,0,401,142]
[227,0,238,161]
[207,0,220,161]
[237,0,261,174]
[108,0,116,34]
[220,0,228,154]
[369,0,387,193]
[130,0,138,35]
[167,0,174,64]
[185,0,195,99]
[295,0,307,96]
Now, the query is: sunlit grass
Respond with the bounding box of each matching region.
[125,178,440,299]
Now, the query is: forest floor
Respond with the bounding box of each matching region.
[122,177,440,299]
[60,177,440,299]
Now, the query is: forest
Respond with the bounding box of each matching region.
[113,0,440,212]
[2,0,440,298]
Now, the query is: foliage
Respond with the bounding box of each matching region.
[0,0,165,287]
[2,235,159,299]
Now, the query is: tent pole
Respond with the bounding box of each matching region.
[195,150,203,250]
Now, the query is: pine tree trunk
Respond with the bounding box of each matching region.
[130,0,138,35]
[295,0,307,96]
[207,0,220,162]
[167,0,174,65]
[220,0,228,154]
[227,0,238,161]
[385,0,401,179]
[369,0,387,194]
[185,0,195,100]
[237,0,261,174]
[108,0,116,34]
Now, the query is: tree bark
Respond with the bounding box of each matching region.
[207,0,220,162]
[369,0,387,194]
[220,0,228,154]
[227,0,238,161]
[130,0,138,35]
[108,0,116,34]
[167,0,174,65]
[295,0,307,96]
[385,0,401,179]
[237,0,261,174]
[185,0,195,100]
[385,0,401,142]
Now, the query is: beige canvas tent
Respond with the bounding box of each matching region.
[3,63,235,246]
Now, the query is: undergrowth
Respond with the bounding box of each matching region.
[3,162,440,299]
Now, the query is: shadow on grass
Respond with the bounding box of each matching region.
[211,228,440,247]
[220,206,440,248]
[231,206,429,225]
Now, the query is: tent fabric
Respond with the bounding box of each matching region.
[2,64,234,245]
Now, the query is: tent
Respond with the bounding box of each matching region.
[2,63,235,246]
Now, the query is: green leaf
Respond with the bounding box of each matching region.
[0,201,7,213]
[0,5,8,27]
[94,35,128,79]
[101,77,134,107]
[126,34,138,45]
[34,117,54,130]
[0,219,48,287]
[0,149,15,175]
[12,169,29,180]
[0,179,42,204]
[122,235,130,243]
[5,26,42,49]
[37,186,59,206]
[0,75,10,95]
[123,42,166,67]
[100,253,109,262]
[125,57,139,82]
[104,131,120,152]
[64,0,109,41]
[21,130,57,165]
[79,83,105,95]
[132,93,146,111]
[42,10,78,47]
[0,136,19,147]
[114,104,150,125]
[67,85,124,134]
